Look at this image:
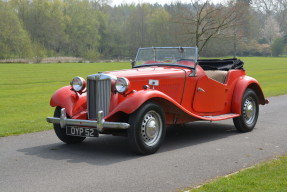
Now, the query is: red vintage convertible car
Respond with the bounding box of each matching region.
[47,47,269,155]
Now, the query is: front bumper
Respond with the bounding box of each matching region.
[46,108,130,131]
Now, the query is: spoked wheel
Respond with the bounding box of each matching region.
[233,88,259,132]
[53,107,86,144]
[128,101,166,155]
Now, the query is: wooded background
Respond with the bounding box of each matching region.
[1,0,286,60]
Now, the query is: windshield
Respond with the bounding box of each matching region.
[134,47,198,67]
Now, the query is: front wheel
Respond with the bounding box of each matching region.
[53,107,86,144]
[233,88,259,132]
[128,101,166,155]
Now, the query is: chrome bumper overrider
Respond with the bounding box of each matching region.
[46,108,130,131]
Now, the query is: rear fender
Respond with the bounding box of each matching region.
[231,76,267,114]
[50,86,87,117]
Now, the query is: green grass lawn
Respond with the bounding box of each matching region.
[0,57,286,136]
[0,62,130,136]
[243,57,287,97]
[183,156,287,192]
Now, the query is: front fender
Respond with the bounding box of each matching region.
[231,76,268,114]
[105,89,203,122]
[50,86,87,117]
[107,90,174,117]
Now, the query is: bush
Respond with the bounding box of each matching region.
[271,38,285,57]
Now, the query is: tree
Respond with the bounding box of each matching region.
[252,0,287,35]
[100,4,135,59]
[175,0,238,53]
[271,37,285,56]
[275,0,287,34]
[1,0,285,59]
[64,0,101,59]
[262,16,283,43]
[252,0,278,15]
[124,4,151,56]
[230,0,252,57]
[11,0,69,57]
[29,0,67,54]
[146,8,171,46]
[0,1,33,59]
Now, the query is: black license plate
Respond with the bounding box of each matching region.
[66,126,98,137]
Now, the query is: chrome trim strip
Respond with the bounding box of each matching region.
[87,73,117,81]
[138,47,197,50]
[135,47,198,64]
[47,108,130,132]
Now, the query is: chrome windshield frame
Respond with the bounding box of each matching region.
[133,47,198,72]
[134,47,198,66]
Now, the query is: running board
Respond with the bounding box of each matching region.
[201,113,240,121]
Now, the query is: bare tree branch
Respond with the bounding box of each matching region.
[174,0,239,53]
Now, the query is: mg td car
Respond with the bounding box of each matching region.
[47,47,269,155]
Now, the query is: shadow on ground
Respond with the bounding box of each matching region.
[18,121,239,165]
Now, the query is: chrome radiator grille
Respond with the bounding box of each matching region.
[87,74,114,119]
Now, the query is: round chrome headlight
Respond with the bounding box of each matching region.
[71,76,86,92]
[115,77,130,93]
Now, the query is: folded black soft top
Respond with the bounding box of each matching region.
[198,58,244,71]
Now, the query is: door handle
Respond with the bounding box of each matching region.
[197,87,205,92]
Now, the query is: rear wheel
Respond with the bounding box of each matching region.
[128,102,166,155]
[53,107,86,144]
[233,88,259,132]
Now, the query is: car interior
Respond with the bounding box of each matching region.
[198,59,244,84]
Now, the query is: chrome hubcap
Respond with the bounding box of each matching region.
[141,110,162,146]
[243,97,256,125]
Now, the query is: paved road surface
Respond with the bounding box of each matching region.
[1,95,287,192]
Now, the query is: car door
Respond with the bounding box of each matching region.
[193,75,227,113]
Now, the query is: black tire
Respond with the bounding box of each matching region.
[53,107,86,144]
[127,101,166,155]
[233,88,259,132]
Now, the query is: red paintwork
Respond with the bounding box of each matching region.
[50,60,268,125]
[106,67,186,104]
[50,86,87,118]
[231,75,267,114]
